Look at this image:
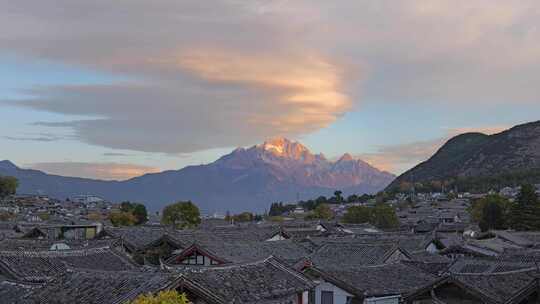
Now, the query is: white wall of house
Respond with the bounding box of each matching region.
[266,232,287,241]
[364,295,400,304]
[426,242,438,253]
[385,249,409,263]
[316,224,327,232]
[302,291,309,304]
[314,280,353,304]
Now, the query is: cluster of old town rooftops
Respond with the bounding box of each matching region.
[2,193,540,303]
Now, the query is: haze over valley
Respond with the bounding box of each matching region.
[0,138,394,212]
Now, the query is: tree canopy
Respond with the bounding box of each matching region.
[333,190,343,203]
[226,211,254,223]
[131,290,190,304]
[390,169,540,195]
[120,201,148,225]
[0,176,18,198]
[469,194,510,231]
[109,212,137,227]
[342,205,372,224]
[269,192,375,215]
[306,203,334,220]
[370,204,399,229]
[342,203,399,229]
[508,184,540,231]
[268,202,296,216]
[161,201,201,229]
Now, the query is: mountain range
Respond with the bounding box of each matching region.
[0,138,394,213]
[388,120,540,190]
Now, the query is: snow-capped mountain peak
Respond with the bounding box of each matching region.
[215,138,394,190]
[337,153,354,162]
[0,138,395,213]
[257,137,310,159]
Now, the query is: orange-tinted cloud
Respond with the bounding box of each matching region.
[2,0,540,156]
[29,162,160,180]
[170,50,351,133]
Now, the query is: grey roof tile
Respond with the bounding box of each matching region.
[314,262,438,297]
[0,246,138,282]
[27,269,178,304]
[177,257,315,304]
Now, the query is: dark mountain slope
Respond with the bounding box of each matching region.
[388,120,540,190]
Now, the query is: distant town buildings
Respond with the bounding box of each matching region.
[2,188,540,303]
[71,194,105,205]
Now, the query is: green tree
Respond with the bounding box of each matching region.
[308,203,334,220]
[315,196,328,206]
[342,205,372,224]
[109,212,137,227]
[399,181,414,193]
[225,211,254,223]
[87,212,104,221]
[371,204,399,229]
[518,184,538,205]
[334,190,343,203]
[120,201,131,212]
[430,180,443,192]
[375,192,390,204]
[132,204,148,225]
[37,212,50,221]
[346,194,359,203]
[0,176,18,199]
[299,199,318,211]
[161,201,201,229]
[480,200,504,231]
[120,201,148,225]
[268,202,296,216]
[509,184,540,231]
[269,202,284,216]
[359,194,374,203]
[235,212,253,222]
[469,194,509,231]
[131,290,190,304]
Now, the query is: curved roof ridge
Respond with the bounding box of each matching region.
[333,261,407,269]
[452,267,538,276]
[188,255,274,271]
[0,246,113,257]
[64,267,162,275]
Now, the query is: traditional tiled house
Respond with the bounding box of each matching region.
[166,243,228,266]
[0,278,35,304]
[22,256,315,304]
[25,269,180,304]
[21,224,102,241]
[166,239,315,266]
[174,257,316,304]
[102,226,183,264]
[0,237,119,251]
[448,258,536,275]
[0,246,138,283]
[406,269,540,303]
[5,221,540,304]
[304,262,438,304]
[309,242,411,267]
[300,241,422,304]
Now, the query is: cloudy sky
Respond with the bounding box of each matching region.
[1,0,540,179]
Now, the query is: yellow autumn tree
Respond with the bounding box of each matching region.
[131,290,190,304]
